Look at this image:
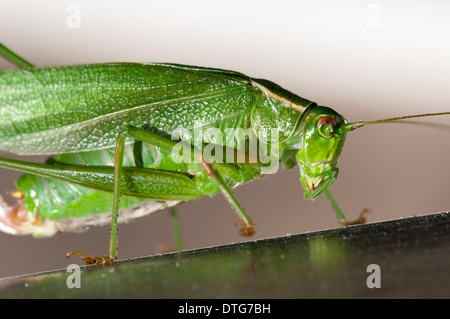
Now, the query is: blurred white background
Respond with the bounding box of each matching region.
[0,0,449,278]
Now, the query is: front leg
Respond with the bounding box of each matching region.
[324,189,369,226]
[66,251,115,267]
[122,126,258,236]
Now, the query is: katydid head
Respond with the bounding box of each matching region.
[295,106,348,199]
[294,106,450,200]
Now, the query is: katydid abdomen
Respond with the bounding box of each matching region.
[7,138,262,237]
[15,146,180,229]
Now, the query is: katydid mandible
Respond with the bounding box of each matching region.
[0,43,448,266]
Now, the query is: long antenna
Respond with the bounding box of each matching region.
[0,43,35,69]
[338,111,450,134]
[387,120,450,132]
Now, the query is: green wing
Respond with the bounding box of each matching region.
[0,63,261,154]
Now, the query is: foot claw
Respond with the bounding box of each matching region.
[67,251,115,266]
[237,219,255,236]
[340,208,370,226]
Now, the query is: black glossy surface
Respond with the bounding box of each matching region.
[0,212,448,298]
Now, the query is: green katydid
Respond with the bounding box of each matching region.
[0,43,449,266]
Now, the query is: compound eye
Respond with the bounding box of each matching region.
[317,116,336,139]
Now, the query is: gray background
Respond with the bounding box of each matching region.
[0,0,449,278]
